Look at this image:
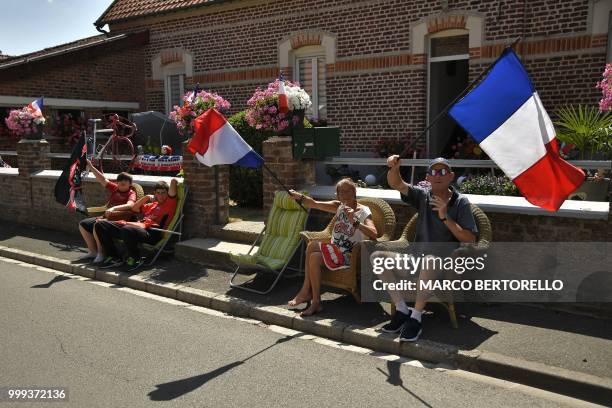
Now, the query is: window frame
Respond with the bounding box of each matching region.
[293,46,327,120]
[163,64,186,115]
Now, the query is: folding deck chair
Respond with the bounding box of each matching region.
[141,183,188,265]
[229,191,309,295]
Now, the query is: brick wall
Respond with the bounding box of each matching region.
[2,1,606,155]
[0,39,145,104]
[104,0,608,154]
[0,35,147,153]
[0,170,173,235]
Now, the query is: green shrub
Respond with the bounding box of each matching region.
[458,175,520,196]
[228,111,313,208]
[228,111,270,208]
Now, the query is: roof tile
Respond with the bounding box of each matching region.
[96,0,225,25]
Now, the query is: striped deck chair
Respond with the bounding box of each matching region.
[229,191,308,294]
[141,183,188,265]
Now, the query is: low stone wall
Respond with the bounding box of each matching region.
[304,201,612,242]
[0,168,183,235]
[0,138,228,239]
[261,136,611,242]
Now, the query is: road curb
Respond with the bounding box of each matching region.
[1,244,611,405]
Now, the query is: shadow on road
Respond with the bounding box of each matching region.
[377,360,433,408]
[148,334,298,401]
[31,274,71,288]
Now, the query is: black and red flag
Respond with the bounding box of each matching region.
[54,132,88,214]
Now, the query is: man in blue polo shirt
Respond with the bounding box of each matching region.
[374,156,478,342]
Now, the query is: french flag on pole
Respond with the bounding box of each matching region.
[27,97,44,115]
[448,49,584,211]
[187,108,263,168]
[278,72,289,114]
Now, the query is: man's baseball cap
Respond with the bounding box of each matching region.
[428,157,452,171]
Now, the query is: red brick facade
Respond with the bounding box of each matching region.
[1,0,610,155]
[0,33,147,152]
[99,0,608,153]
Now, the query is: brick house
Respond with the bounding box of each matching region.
[2,0,612,156]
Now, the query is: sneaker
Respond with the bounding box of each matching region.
[92,254,105,264]
[99,257,124,269]
[125,257,137,268]
[399,316,422,342]
[127,257,146,272]
[381,310,411,333]
[75,252,97,262]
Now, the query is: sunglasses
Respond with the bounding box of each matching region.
[427,168,450,176]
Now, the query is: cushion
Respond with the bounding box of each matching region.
[230,191,307,271]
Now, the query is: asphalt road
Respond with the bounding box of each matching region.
[0,258,597,408]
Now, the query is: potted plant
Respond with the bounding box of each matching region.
[169,89,231,137]
[554,104,612,201]
[245,79,311,135]
[4,104,46,140]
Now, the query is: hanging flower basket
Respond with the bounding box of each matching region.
[169,89,231,136]
[245,79,311,135]
[4,105,47,140]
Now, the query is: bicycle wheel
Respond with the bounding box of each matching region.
[100,137,135,173]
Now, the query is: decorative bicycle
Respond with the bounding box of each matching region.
[90,114,137,173]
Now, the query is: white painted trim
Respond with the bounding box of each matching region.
[0,95,139,110]
[278,31,337,67]
[0,168,18,176]
[410,13,484,54]
[164,73,185,115]
[591,0,612,34]
[305,185,609,220]
[32,169,184,187]
[429,54,470,62]
[295,53,325,120]
[151,48,193,80]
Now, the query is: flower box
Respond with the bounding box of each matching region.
[293,127,340,160]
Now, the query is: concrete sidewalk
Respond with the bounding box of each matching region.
[1,223,611,404]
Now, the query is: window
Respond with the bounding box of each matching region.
[295,55,327,120]
[164,73,184,114]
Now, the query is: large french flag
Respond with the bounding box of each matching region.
[188,108,263,168]
[449,49,584,211]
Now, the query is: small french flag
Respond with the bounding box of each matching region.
[27,97,44,115]
[278,72,289,114]
[188,108,263,168]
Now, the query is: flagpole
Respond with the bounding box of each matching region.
[399,36,522,158]
[261,162,309,213]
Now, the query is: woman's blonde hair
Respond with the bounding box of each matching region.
[335,178,357,197]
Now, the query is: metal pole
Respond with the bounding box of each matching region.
[262,162,308,213]
[399,36,522,158]
[214,165,220,224]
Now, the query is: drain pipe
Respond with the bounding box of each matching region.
[95,24,110,36]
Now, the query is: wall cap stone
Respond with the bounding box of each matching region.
[32,170,184,187]
[0,168,18,176]
[305,185,609,220]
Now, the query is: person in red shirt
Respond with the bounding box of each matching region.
[77,159,136,263]
[94,178,178,270]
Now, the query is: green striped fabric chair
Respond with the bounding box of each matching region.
[229,191,308,294]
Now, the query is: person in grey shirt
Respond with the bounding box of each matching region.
[373,156,478,342]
